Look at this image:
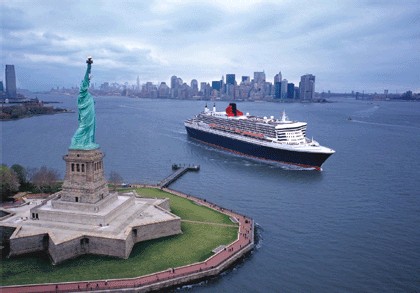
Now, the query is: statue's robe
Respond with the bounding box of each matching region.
[70,63,99,150]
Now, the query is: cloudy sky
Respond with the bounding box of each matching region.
[1,0,419,93]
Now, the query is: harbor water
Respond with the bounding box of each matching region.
[1,95,419,292]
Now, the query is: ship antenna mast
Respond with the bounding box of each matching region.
[281,110,288,122]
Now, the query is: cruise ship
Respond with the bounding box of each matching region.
[184,103,335,170]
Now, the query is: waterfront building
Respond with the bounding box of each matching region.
[226,74,236,86]
[158,82,170,98]
[287,83,295,99]
[226,84,234,98]
[274,82,281,99]
[200,82,209,97]
[273,72,282,97]
[281,79,288,99]
[142,82,158,98]
[200,82,207,92]
[212,80,222,91]
[0,81,4,92]
[253,71,266,83]
[274,72,282,84]
[225,74,235,98]
[299,74,315,100]
[136,76,140,93]
[191,79,198,96]
[5,65,17,99]
[238,83,252,100]
[178,82,191,99]
[264,82,272,98]
[295,86,300,99]
[170,75,177,89]
[242,76,250,83]
[170,75,178,98]
[100,82,110,91]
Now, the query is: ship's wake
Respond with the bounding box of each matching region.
[350,119,420,130]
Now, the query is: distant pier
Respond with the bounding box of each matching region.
[158,164,200,188]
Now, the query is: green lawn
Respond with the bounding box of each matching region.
[135,187,235,225]
[0,188,238,286]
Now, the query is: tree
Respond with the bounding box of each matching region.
[30,166,61,193]
[109,171,123,191]
[0,165,20,202]
[10,164,31,191]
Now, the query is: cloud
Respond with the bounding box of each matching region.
[1,0,419,92]
[0,5,32,31]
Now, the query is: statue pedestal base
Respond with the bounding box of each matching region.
[60,149,109,204]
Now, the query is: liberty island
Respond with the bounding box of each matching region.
[0,59,255,292]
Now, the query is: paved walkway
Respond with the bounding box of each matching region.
[181,219,238,227]
[1,187,254,293]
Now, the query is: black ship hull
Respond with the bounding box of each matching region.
[185,126,332,170]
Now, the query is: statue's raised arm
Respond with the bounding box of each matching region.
[69,57,99,150]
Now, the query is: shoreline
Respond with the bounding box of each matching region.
[0,110,73,122]
[0,98,73,121]
[1,186,255,293]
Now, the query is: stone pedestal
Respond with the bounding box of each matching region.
[59,149,109,204]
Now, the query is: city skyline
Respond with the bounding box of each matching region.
[1,0,419,93]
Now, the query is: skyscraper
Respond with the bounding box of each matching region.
[287,83,295,99]
[211,80,222,91]
[5,65,17,99]
[274,82,281,99]
[299,74,315,100]
[274,72,282,84]
[225,74,236,97]
[190,79,198,96]
[226,74,235,86]
[280,79,288,99]
[253,71,266,83]
[170,75,179,98]
[158,82,170,98]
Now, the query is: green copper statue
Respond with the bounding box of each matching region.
[69,57,99,150]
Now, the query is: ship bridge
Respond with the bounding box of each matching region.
[275,122,307,145]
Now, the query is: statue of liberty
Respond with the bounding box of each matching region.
[69,57,99,150]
